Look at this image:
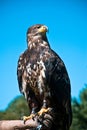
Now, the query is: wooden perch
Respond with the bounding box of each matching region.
[0,118,39,130]
[0,114,53,130]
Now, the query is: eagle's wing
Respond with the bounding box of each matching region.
[17,52,26,93]
[43,49,72,128]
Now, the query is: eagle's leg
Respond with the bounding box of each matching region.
[37,100,50,116]
[23,107,38,123]
[23,98,39,123]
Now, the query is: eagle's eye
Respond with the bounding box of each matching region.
[37,26,41,29]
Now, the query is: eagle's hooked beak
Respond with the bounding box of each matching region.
[38,25,48,33]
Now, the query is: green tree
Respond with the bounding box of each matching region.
[70,85,87,130]
[0,95,29,120]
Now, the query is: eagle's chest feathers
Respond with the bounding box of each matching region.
[26,59,46,95]
[22,39,50,100]
[22,39,51,99]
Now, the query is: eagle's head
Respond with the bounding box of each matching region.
[27,24,48,36]
[27,24,49,48]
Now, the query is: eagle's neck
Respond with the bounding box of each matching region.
[27,35,50,50]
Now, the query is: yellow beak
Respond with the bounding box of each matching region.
[38,25,48,33]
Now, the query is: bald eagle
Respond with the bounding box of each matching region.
[17,24,72,130]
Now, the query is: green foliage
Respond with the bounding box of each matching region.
[0,95,29,120]
[70,86,87,130]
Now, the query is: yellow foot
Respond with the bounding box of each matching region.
[38,107,50,116]
[23,114,35,123]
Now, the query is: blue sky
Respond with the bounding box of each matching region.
[0,0,87,110]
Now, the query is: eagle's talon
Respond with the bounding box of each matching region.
[22,114,35,123]
[22,116,27,124]
[37,107,50,116]
[32,115,36,121]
